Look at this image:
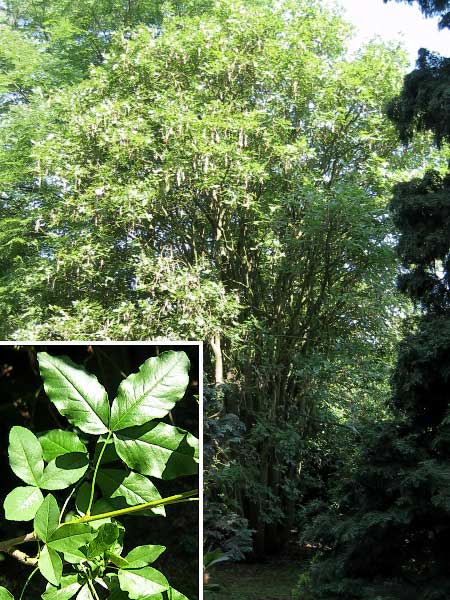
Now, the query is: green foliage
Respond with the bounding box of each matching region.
[110,352,190,430]
[0,0,431,566]
[3,486,44,521]
[296,3,450,594]
[38,353,110,435]
[1,351,198,600]
[0,0,415,342]
[34,494,60,542]
[387,50,450,147]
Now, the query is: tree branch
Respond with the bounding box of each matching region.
[0,532,38,567]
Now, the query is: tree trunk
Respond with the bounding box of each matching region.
[210,334,224,385]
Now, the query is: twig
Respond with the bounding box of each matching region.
[9,549,38,567]
[0,532,38,567]
[0,532,36,552]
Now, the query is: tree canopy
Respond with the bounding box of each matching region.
[0,0,438,568]
[295,2,450,598]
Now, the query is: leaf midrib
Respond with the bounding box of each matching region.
[39,498,52,541]
[102,471,155,505]
[18,433,42,487]
[112,354,184,429]
[50,361,108,428]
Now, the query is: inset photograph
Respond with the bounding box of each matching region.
[0,343,200,600]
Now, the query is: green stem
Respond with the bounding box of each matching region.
[65,489,198,525]
[59,486,76,524]
[87,430,113,516]
[87,577,100,600]
[18,566,39,600]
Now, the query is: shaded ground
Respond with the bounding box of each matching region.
[210,559,301,600]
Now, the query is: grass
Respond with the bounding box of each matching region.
[208,559,301,600]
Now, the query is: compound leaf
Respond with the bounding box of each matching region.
[34,494,60,542]
[8,426,44,486]
[4,486,44,521]
[42,575,81,600]
[39,430,87,461]
[114,422,198,479]
[39,453,89,490]
[39,545,63,586]
[37,353,110,435]
[118,567,169,599]
[110,352,190,431]
[96,469,165,516]
[47,523,94,553]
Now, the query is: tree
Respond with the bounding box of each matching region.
[0,0,424,555]
[296,3,450,597]
[1,0,214,85]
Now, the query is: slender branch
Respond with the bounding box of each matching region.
[0,532,36,552]
[19,566,39,600]
[9,549,38,567]
[87,577,100,600]
[87,430,113,516]
[67,489,199,525]
[0,490,199,563]
[60,486,77,524]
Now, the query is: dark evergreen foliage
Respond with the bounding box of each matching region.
[387,50,450,147]
[297,3,450,598]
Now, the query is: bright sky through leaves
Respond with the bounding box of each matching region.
[329,0,450,68]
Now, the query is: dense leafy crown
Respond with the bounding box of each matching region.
[0,350,198,600]
[0,0,414,341]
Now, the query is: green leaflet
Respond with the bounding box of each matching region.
[167,589,189,600]
[7,426,87,491]
[105,574,129,600]
[39,430,87,461]
[110,351,190,431]
[37,352,110,435]
[0,587,14,600]
[107,552,130,569]
[38,545,63,586]
[97,469,165,516]
[75,482,92,516]
[39,453,89,490]
[124,545,166,569]
[84,523,119,558]
[3,486,43,521]
[62,547,87,565]
[118,567,169,599]
[8,426,44,486]
[42,575,82,600]
[47,523,94,553]
[34,494,60,542]
[114,422,198,479]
